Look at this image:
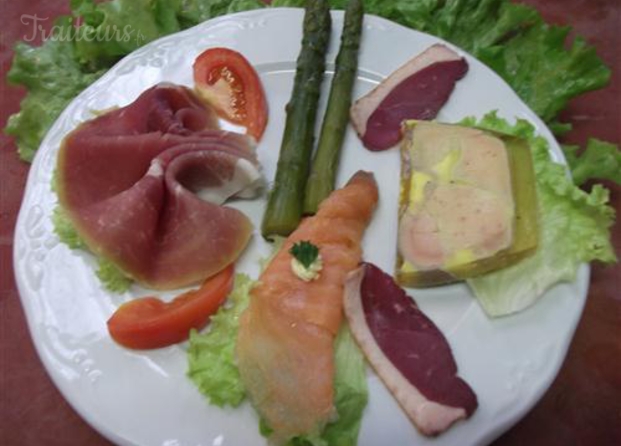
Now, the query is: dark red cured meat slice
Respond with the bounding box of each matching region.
[344,262,477,435]
[74,83,219,137]
[60,132,255,208]
[56,83,263,290]
[362,59,468,150]
[350,44,469,152]
[360,263,477,413]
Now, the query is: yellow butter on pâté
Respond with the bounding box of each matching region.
[396,121,539,287]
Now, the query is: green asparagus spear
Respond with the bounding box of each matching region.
[303,0,364,215]
[261,0,332,239]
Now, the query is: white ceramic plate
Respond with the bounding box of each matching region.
[14,8,589,446]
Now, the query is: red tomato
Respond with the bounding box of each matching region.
[193,47,268,141]
[107,265,234,350]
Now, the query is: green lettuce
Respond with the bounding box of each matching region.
[70,0,182,69]
[5,0,183,161]
[52,205,86,250]
[464,112,616,317]
[478,25,611,123]
[53,204,132,293]
[315,325,368,446]
[187,273,253,407]
[5,18,105,161]
[177,0,239,26]
[225,0,267,15]
[95,258,132,293]
[563,140,621,186]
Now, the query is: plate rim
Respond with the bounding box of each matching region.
[13,7,589,446]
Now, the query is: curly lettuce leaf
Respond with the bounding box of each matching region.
[5,18,104,161]
[95,257,132,293]
[478,25,611,123]
[187,273,253,407]
[270,0,306,7]
[428,0,540,54]
[5,0,182,161]
[317,325,368,446]
[464,112,616,317]
[563,140,621,186]
[53,204,132,293]
[226,0,267,14]
[2,0,230,161]
[177,0,241,26]
[52,205,86,250]
[71,0,182,69]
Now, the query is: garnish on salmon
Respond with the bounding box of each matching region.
[290,241,323,281]
[236,171,379,444]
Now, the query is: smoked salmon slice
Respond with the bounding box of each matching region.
[236,171,378,444]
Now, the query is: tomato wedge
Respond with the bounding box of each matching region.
[107,265,234,350]
[193,47,268,141]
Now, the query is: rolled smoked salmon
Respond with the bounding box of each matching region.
[236,171,378,444]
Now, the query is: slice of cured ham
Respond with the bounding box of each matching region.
[344,263,477,436]
[350,44,468,151]
[56,83,264,290]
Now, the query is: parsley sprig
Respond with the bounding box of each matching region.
[289,241,319,269]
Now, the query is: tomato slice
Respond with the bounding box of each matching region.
[107,265,234,349]
[193,47,268,141]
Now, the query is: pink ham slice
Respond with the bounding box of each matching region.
[56,83,264,289]
[350,44,468,151]
[344,263,477,436]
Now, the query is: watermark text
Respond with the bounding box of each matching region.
[21,14,146,44]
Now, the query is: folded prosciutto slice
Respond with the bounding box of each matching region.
[344,263,477,436]
[56,83,264,289]
[350,44,468,151]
